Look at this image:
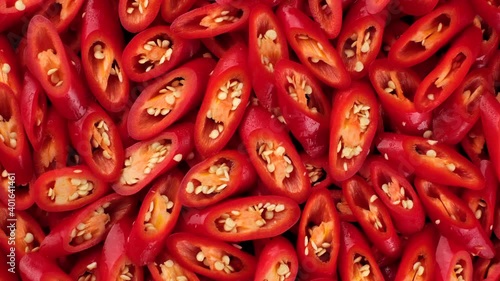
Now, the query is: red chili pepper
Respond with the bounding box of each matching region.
[388,0,476,67]
[473,239,500,281]
[238,103,288,140]
[329,81,379,182]
[112,122,194,196]
[161,0,197,23]
[336,0,386,79]
[19,71,48,150]
[434,235,473,281]
[68,247,101,281]
[118,0,162,33]
[0,252,19,280]
[19,252,72,281]
[297,187,340,277]
[147,251,201,281]
[398,0,438,16]
[274,59,331,157]
[248,3,289,110]
[121,25,201,82]
[301,153,331,189]
[460,120,488,164]
[193,46,251,156]
[68,103,124,182]
[165,232,257,281]
[35,0,86,33]
[39,193,135,258]
[339,222,385,281]
[472,0,500,34]
[126,171,183,265]
[277,5,350,88]
[414,178,495,259]
[473,17,499,68]
[480,94,500,182]
[414,26,482,112]
[381,20,409,56]
[179,150,256,208]
[255,236,298,281]
[200,32,245,59]
[81,0,130,113]
[0,35,22,97]
[308,0,342,39]
[368,58,431,136]
[343,176,402,258]
[171,3,250,39]
[330,189,356,222]
[0,0,42,33]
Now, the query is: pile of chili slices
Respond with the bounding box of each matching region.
[0,0,499,280]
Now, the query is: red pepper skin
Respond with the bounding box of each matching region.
[147,251,201,281]
[36,0,86,33]
[339,222,385,281]
[473,17,499,68]
[415,178,495,259]
[274,59,331,158]
[238,104,288,141]
[39,193,136,258]
[473,240,500,281]
[128,57,215,140]
[255,236,298,281]
[20,71,48,150]
[161,0,197,23]
[376,133,485,190]
[19,252,72,281]
[329,81,379,182]
[194,46,251,156]
[472,0,500,33]
[68,103,125,182]
[171,3,250,39]
[414,26,482,113]
[179,150,256,208]
[369,159,425,235]
[297,187,340,277]
[81,0,129,113]
[381,20,409,57]
[200,31,246,59]
[248,3,289,110]
[0,0,42,33]
[368,59,431,136]
[121,25,200,82]
[112,122,194,196]
[343,176,402,258]
[330,189,356,222]
[480,94,500,182]
[432,68,494,144]
[32,165,109,212]
[277,5,350,88]
[166,232,257,281]
[0,35,22,97]
[434,235,473,281]
[336,0,386,79]
[308,0,342,38]
[126,171,183,265]
[399,0,438,16]
[461,120,488,165]
[300,153,331,189]
[388,0,476,67]
[69,247,101,281]
[0,251,19,281]
[118,0,162,33]
[0,83,33,184]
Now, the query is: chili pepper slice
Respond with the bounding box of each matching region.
[473,240,500,281]
[118,0,162,33]
[434,235,473,281]
[69,247,101,281]
[0,166,32,211]
[36,0,86,33]
[194,46,251,156]
[19,252,72,281]
[343,176,402,258]
[472,0,500,33]
[161,0,197,23]
[277,5,350,88]
[308,0,342,39]
[122,25,201,82]
[297,187,340,277]
[147,251,200,281]
[179,150,256,208]
[473,16,499,68]
[255,236,298,281]
[414,178,495,259]
[330,189,356,222]
[0,0,42,33]
[39,193,135,258]
[112,122,194,196]
[200,31,245,59]
[301,153,331,189]
[19,71,48,150]
[399,0,438,16]
[329,81,379,182]
[460,120,488,165]
[480,94,500,182]
[0,35,22,97]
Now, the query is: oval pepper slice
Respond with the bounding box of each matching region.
[35,0,86,33]
[473,16,499,68]
[301,153,331,189]
[308,0,342,39]
[434,235,473,281]
[160,0,197,23]
[19,252,72,281]
[19,71,48,150]
[0,35,22,97]
[472,0,500,33]
[147,251,200,281]
[118,0,162,33]
[329,81,379,182]
[330,189,356,222]
[69,247,101,281]
[461,120,488,165]
[255,236,298,281]
[128,57,215,140]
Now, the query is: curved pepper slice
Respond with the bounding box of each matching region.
[19,252,72,281]
[473,16,499,68]
[255,236,298,281]
[460,120,488,165]
[297,187,340,277]
[147,251,200,281]
[434,235,473,281]
[472,0,500,33]
[277,5,350,88]
[473,240,500,281]
[0,0,42,33]
[161,0,197,23]
[19,71,48,150]
[179,150,256,208]
[415,178,495,259]
[301,153,331,189]
[329,81,379,182]
[118,0,162,33]
[330,189,356,222]
[0,35,22,97]
[69,247,101,281]
[480,94,500,182]
[112,122,194,196]
[35,0,86,33]
[166,232,257,281]
[308,0,342,38]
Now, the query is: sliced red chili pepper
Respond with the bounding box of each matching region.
[122,25,201,82]
[255,236,298,281]
[369,159,425,235]
[118,0,162,33]
[434,235,473,281]
[248,3,289,110]
[398,0,438,16]
[330,189,356,222]
[147,251,201,281]
[19,252,72,281]
[460,120,488,164]
[179,150,256,208]
[112,122,194,196]
[431,68,494,144]
[200,31,246,59]
[329,81,379,182]
[472,0,500,33]
[161,0,197,23]
[39,193,135,258]
[81,0,130,113]
[239,104,289,139]
[308,0,342,39]
[0,35,22,97]
[473,16,499,68]
[301,153,331,189]
[381,20,409,56]
[69,247,101,281]
[388,0,476,67]
[414,178,495,259]
[68,103,124,182]
[343,176,402,258]
[165,232,257,281]
[297,187,340,277]
[194,45,251,156]
[19,71,48,150]
[414,26,482,112]
[36,0,86,33]
[277,5,350,88]
[0,0,42,33]
[274,59,331,158]
[336,0,386,79]
[480,93,500,182]
[339,222,385,281]
[127,170,183,265]
[473,240,500,281]
[25,15,89,120]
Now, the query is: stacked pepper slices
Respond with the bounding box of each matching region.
[0,0,499,280]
